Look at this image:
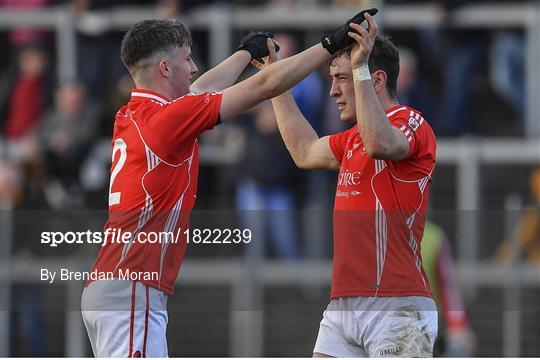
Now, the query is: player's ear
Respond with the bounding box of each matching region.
[372,70,387,94]
[158,59,171,78]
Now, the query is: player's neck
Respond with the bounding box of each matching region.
[134,80,174,101]
[380,95,400,112]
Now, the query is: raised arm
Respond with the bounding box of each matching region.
[190,31,275,93]
[220,41,330,121]
[219,8,378,122]
[349,14,409,161]
[272,89,339,171]
[190,51,251,93]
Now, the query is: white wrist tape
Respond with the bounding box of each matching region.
[352,64,371,82]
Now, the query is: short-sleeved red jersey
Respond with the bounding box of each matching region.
[88,89,222,295]
[328,105,436,298]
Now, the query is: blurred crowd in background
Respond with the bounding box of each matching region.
[0,0,532,211]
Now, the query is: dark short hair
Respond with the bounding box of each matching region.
[331,35,400,98]
[121,19,192,73]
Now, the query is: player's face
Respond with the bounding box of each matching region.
[169,45,198,97]
[329,54,356,123]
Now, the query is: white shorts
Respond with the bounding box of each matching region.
[313,296,438,357]
[81,279,168,357]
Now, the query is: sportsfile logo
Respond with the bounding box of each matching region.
[40,228,252,247]
[40,228,184,247]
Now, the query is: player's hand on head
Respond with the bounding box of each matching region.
[237,29,281,63]
[321,8,378,55]
[348,12,378,67]
[251,39,280,70]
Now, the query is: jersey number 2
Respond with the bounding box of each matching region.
[109,138,127,206]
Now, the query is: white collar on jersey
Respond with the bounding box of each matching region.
[131,91,169,105]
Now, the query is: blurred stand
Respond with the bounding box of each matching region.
[489,31,526,129]
[0,42,51,356]
[274,33,328,260]
[389,0,529,136]
[397,46,435,121]
[422,222,476,357]
[234,32,325,261]
[494,168,540,265]
[38,81,97,209]
[70,0,128,104]
[235,102,302,260]
[0,0,52,50]
[437,0,490,136]
[1,44,50,165]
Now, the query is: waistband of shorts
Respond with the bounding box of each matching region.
[327,295,437,312]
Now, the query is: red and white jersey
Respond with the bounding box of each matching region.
[88,89,222,295]
[328,105,436,298]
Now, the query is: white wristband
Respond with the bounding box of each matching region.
[352,64,371,82]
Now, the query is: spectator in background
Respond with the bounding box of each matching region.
[0,44,49,159]
[397,46,435,122]
[421,221,476,357]
[274,33,324,133]
[71,0,129,103]
[0,7,52,349]
[489,31,525,131]
[390,0,490,135]
[0,44,49,213]
[0,45,50,209]
[387,0,527,136]
[236,101,302,260]
[274,32,329,258]
[437,0,489,136]
[235,33,324,260]
[72,0,218,104]
[495,168,540,265]
[38,81,98,208]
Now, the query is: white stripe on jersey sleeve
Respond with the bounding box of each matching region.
[386,106,408,117]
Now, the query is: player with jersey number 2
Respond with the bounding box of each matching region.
[267,12,438,357]
[80,11,374,357]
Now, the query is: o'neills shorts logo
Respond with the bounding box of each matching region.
[379,346,403,356]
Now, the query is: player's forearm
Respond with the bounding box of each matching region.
[191,50,252,92]
[354,79,401,158]
[262,44,330,98]
[271,91,319,168]
[218,44,330,122]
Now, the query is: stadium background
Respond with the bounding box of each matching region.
[0,0,539,356]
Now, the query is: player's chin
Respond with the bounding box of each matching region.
[340,112,355,124]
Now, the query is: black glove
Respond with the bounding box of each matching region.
[321,8,378,55]
[237,29,280,62]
